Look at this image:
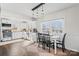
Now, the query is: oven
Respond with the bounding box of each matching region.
[2,29,12,41]
[2,30,12,38]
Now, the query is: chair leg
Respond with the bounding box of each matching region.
[38,44,40,47]
[42,42,46,49]
[49,44,50,52]
[38,42,40,47]
[62,47,65,52]
[62,44,65,52]
[52,45,54,49]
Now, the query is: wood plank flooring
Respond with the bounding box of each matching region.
[0,40,79,56]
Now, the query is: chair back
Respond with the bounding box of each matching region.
[37,33,44,42]
[62,33,67,49]
[43,33,50,43]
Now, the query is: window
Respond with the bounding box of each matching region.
[41,18,64,34]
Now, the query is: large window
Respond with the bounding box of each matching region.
[41,19,64,34]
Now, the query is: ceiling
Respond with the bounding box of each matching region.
[1,3,78,19]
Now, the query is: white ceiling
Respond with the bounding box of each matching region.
[1,3,78,19]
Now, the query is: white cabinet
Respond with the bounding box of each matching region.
[2,37,12,41]
[2,18,12,24]
[12,32,17,39]
[29,33,37,42]
[12,32,23,39]
[32,33,37,42]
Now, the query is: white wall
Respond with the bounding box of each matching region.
[0,5,1,41]
[36,5,79,52]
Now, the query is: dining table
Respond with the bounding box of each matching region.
[50,35,60,54]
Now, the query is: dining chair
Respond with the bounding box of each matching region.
[43,34,54,52]
[56,33,67,52]
[37,33,44,48]
[37,33,48,49]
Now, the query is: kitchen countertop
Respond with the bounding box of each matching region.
[0,39,24,46]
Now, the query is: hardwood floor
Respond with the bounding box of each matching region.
[0,40,79,56]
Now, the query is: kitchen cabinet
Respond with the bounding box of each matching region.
[12,32,23,39]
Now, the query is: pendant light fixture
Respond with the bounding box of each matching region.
[41,4,44,17]
[32,3,45,20]
[36,8,38,17]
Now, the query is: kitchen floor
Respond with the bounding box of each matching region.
[0,40,79,56]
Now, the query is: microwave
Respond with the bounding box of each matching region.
[2,23,11,27]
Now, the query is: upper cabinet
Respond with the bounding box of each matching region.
[1,17,12,24]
